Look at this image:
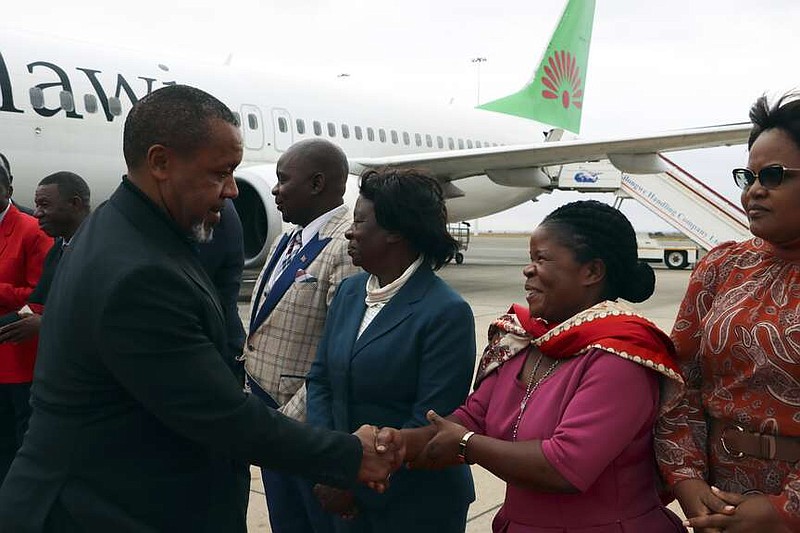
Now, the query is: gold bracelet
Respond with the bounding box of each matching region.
[457,431,476,464]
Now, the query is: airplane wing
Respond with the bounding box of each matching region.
[349,124,750,182]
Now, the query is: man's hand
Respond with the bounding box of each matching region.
[408,410,467,470]
[353,424,404,493]
[0,314,41,344]
[313,484,358,519]
[683,487,791,533]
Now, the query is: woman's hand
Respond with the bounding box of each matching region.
[673,478,733,533]
[682,486,791,533]
[407,410,468,470]
[313,484,358,520]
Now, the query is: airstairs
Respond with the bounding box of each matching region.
[554,155,751,250]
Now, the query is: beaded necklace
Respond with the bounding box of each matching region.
[511,352,560,441]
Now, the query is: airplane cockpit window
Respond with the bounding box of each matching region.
[313,121,322,136]
[327,122,336,137]
[437,136,444,149]
[402,132,410,146]
[448,137,455,150]
[296,119,306,134]
[84,94,98,114]
[278,117,288,133]
[367,127,375,141]
[457,139,465,150]
[341,124,350,139]
[466,139,473,149]
[247,113,259,130]
[29,87,45,109]
[354,126,363,140]
[379,129,386,143]
[425,134,432,148]
[390,130,398,144]
[59,91,75,113]
[108,97,123,117]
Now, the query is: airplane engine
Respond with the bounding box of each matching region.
[232,164,284,269]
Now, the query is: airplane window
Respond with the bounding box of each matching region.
[247,113,258,130]
[84,94,98,114]
[278,117,288,133]
[59,91,75,113]
[467,139,473,149]
[458,139,464,150]
[379,129,386,143]
[109,97,123,117]
[425,134,432,148]
[448,137,454,150]
[29,87,45,109]
[327,122,336,137]
[476,141,482,148]
[390,130,398,144]
[402,132,410,146]
[354,126,362,140]
[232,111,241,126]
[414,133,422,147]
[341,124,350,139]
[296,119,305,134]
[367,127,375,142]
[437,136,444,149]
[313,121,322,136]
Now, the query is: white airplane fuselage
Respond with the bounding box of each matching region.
[1,31,553,265]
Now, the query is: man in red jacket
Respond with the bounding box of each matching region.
[0,164,52,483]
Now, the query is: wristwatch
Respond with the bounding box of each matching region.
[457,431,476,464]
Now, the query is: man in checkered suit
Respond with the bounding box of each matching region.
[244,138,359,533]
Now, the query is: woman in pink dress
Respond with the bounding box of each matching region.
[402,200,687,532]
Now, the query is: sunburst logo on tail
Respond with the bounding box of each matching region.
[541,50,583,109]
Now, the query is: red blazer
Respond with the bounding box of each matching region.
[0,205,53,383]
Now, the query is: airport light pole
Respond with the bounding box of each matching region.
[471,57,487,105]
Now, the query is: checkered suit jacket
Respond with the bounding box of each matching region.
[244,207,358,421]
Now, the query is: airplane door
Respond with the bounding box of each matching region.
[272,108,293,152]
[240,105,264,150]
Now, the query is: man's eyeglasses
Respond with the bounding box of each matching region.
[732,165,800,190]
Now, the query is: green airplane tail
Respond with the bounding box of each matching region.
[477,0,595,133]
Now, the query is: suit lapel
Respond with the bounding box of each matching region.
[249,233,332,335]
[179,256,226,326]
[249,233,290,330]
[352,266,435,358]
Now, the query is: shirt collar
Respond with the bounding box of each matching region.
[290,204,347,246]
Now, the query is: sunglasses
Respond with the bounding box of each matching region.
[732,165,800,190]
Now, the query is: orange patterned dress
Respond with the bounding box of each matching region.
[656,238,800,527]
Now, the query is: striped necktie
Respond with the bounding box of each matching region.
[278,230,302,273]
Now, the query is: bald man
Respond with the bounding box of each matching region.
[245,138,359,532]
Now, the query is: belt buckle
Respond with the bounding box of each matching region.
[720,424,746,458]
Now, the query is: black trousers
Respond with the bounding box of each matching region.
[0,381,32,486]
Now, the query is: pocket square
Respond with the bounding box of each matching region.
[294,269,317,283]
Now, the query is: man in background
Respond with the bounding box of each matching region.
[245,138,359,533]
[0,164,52,483]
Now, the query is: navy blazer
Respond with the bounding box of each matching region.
[307,265,476,523]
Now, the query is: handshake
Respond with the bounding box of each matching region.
[315,410,470,519]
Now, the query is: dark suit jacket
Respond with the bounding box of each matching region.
[307,266,476,527]
[196,198,246,379]
[0,180,361,532]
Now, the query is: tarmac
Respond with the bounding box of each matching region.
[239,234,692,531]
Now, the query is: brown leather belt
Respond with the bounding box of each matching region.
[709,419,800,462]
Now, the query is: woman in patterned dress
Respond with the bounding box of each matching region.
[656,93,800,532]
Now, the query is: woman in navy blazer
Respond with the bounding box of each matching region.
[307,169,476,532]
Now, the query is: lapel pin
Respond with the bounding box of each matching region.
[300,255,307,263]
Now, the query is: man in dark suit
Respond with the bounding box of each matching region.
[0,85,401,532]
[196,197,246,384]
[0,164,52,485]
[0,171,92,341]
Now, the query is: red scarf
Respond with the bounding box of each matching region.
[475,300,684,413]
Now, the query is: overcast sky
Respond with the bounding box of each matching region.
[3,0,798,233]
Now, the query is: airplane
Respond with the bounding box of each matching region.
[0,0,750,268]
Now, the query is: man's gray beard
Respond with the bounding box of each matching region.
[190,222,214,243]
